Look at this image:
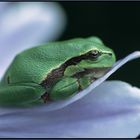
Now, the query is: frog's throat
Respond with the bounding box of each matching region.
[72,67,111,79]
[40,52,111,89]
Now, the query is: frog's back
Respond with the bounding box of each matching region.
[1,37,100,85]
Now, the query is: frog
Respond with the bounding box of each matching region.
[0,36,116,107]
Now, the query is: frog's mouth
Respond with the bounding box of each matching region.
[73,67,111,79]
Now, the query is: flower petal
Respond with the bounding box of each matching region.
[0,2,66,79]
[0,2,9,14]
[0,80,140,138]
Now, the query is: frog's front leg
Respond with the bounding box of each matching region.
[78,73,97,89]
[49,77,80,100]
[49,73,96,101]
[0,83,46,107]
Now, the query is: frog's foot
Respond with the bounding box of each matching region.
[49,77,79,101]
[0,83,46,107]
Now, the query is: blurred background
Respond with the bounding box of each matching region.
[0,2,139,87]
[59,2,140,87]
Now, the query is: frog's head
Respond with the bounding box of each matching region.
[47,37,116,101]
[66,36,116,79]
[76,36,116,69]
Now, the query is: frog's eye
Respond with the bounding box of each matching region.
[89,50,100,59]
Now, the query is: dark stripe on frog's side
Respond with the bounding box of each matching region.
[40,51,97,88]
[40,51,110,90]
[40,67,110,102]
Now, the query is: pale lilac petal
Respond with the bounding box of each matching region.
[0,81,140,138]
[0,52,139,138]
[0,2,66,79]
[0,2,9,13]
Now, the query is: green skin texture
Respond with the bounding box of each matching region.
[0,37,116,107]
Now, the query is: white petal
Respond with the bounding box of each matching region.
[0,2,66,79]
[0,2,9,14]
[0,81,140,138]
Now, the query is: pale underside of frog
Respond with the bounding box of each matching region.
[0,36,116,107]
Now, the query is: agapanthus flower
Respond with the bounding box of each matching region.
[0,2,139,138]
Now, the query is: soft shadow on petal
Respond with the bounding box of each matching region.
[0,2,66,79]
[0,81,140,138]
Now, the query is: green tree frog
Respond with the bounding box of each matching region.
[0,37,116,107]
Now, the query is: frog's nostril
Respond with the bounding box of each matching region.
[102,51,112,56]
[108,53,112,56]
